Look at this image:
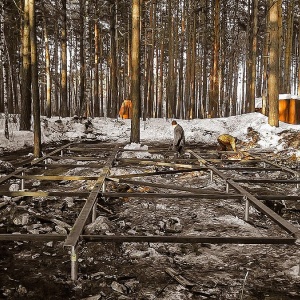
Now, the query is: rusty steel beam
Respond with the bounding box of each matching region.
[188,150,300,238]
[234,178,300,184]
[111,178,228,195]
[257,195,300,201]
[101,192,243,199]
[108,167,208,179]
[0,234,66,241]
[63,145,120,248]
[82,235,296,245]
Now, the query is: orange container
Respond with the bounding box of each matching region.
[289,98,300,124]
[119,100,132,119]
[279,99,290,123]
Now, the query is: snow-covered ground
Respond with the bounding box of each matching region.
[0,113,299,157]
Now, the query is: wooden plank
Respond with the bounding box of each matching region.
[48,156,104,161]
[14,175,99,181]
[35,163,105,169]
[165,267,195,287]
[0,191,90,197]
[64,145,120,248]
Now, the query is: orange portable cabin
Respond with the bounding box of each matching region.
[279,94,291,123]
[289,96,300,125]
[256,94,300,125]
[279,94,300,124]
[119,100,132,119]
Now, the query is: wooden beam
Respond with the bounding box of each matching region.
[13,175,99,181]
[0,191,90,197]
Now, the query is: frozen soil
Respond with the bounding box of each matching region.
[0,142,300,300]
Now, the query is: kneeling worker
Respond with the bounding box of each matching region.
[217,134,237,152]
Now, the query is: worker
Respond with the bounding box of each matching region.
[217,134,237,152]
[172,120,185,157]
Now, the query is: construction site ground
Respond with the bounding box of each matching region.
[0,141,299,300]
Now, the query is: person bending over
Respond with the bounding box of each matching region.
[217,134,237,152]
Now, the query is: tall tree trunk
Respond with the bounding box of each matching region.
[29,0,41,157]
[79,0,85,116]
[54,22,59,116]
[110,1,118,118]
[166,0,176,118]
[131,0,141,143]
[0,0,9,138]
[209,0,220,118]
[277,0,283,92]
[61,0,68,117]
[262,3,269,115]
[268,0,279,127]
[283,0,295,93]
[20,0,31,130]
[42,3,51,118]
[188,7,196,119]
[157,26,165,118]
[249,0,258,112]
[94,21,100,117]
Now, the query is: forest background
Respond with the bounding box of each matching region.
[0,0,299,151]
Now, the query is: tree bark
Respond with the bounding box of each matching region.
[42,3,51,118]
[61,0,68,117]
[131,0,141,143]
[209,0,220,118]
[20,0,32,131]
[268,0,279,127]
[29,0,41,157]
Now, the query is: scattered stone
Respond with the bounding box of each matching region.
[111,281,127,294]
[0,160,15,173]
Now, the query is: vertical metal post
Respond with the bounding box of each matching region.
[210,170,213,182]
[21,171,25,190]
[244,196,249,221]
[92,202,97,222]
[226,183,229,193]
[102,180,106,201]
[71,246,78,281]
